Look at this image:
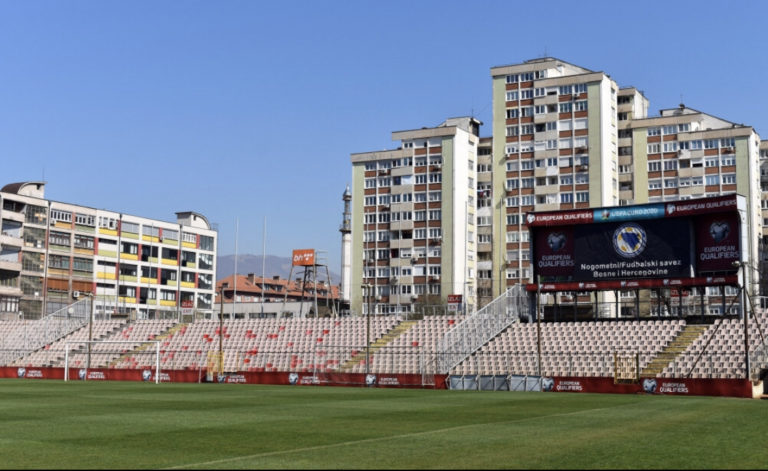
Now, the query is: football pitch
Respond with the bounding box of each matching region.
[1,379,766,469]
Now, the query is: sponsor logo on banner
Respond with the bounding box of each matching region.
[556,380,584,392]
[142,370,153,382]
[78,369,87,380]
[299,375,320,385]
[86,371,105,380]
[365,374,377,386]
[709,221,730,243]
[377,377,400,386]
[288,373,299,385]
[291,249,315,266]
[613,223,647,258]
[225,374,246,384]
[642,378,658,394]
[17,367,25,378]
[542,377,555,391]
[659,381,689,394]
[547,232,567,251]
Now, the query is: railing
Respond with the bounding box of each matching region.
[0,298,91,365]
[436,285,530,373]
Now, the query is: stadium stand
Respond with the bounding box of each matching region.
[1,301,767,382]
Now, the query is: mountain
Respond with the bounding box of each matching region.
[216,254,340,284]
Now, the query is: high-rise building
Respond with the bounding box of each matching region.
[347,57,765,315]
[490,58,622,297]
[349,117,481,316]
[0,182,217,320]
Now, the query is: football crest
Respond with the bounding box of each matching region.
[541,377,555,391]
[613,223,646,258]
[288,373,299,385]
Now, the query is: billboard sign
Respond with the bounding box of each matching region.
[292,249,315,266]
[528,195,745,291]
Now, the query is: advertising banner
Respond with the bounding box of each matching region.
[291,249,315,266]
[573,218,694,281]
[695,212,741,272]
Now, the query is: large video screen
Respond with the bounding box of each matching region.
[528,195,744,291]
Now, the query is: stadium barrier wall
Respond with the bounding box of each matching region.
[0,367,446,389]
[0,367,751,396]
[539,376,752,398]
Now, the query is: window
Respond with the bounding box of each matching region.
[50,209,72,224]
[559,103,572,113]
[560,193,573,203]
[663,142,678,152]
[520,89,533,99]
[48,254,69,270]
[722,174,736,185]
[506,91,518,101]
[576,192,589,203]
[706,175,720,186]
[662,125,676,135]
[574,100,588,111]
[648,143,661,154]
[74,234,94,250]
[200,235,215,251]
[663,160,677,171]
[75,213,95,227]
[121,221,139,234]
[506,109,519,119]
[99,216,117,230]
[560,175,573,185]
[49,231,70,248]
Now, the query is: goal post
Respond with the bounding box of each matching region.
[64,340,161,384]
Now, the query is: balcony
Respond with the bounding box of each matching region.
[0,232,23,248]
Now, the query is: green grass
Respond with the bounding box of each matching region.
[0,379,766,469]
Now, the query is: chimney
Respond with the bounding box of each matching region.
[247,273,256,284]
[273,275,280,281]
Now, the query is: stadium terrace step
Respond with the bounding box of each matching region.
[640,324,708,377]
[107,322,186,368]
[338,320,418,372]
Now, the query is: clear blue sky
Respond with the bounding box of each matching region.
[1,0,766,275]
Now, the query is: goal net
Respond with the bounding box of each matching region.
[63,340,161,383]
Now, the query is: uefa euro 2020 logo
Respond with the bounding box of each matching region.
[142,370,152,382]
[613,223,647,258]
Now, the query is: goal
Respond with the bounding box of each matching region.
[64,340,161,384]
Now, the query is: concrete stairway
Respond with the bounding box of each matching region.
[640,324,709,377]
[339,320,418,372]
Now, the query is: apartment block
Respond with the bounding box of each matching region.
[349,117,481,315]
[490,58,621,297]
[0,182,217,320]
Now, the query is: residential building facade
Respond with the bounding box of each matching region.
[0,182,217,320]
[349,117,481,316]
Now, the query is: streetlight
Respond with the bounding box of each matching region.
[732,260,750,380]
